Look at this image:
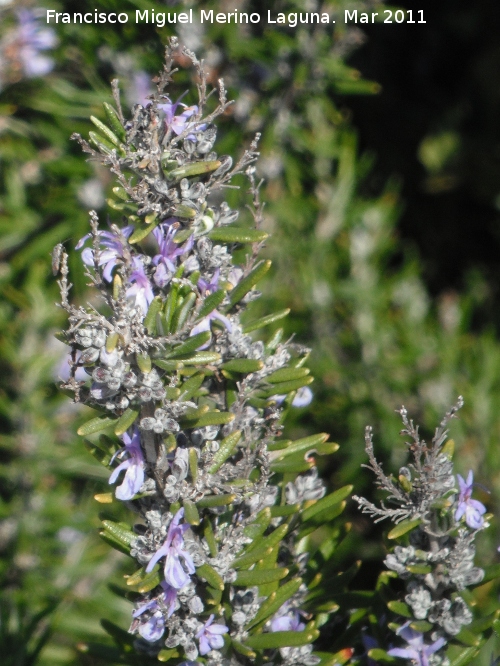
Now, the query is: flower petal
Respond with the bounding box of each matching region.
[115,461,144,500]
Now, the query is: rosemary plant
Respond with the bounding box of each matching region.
[354,399,500,666]
[55,40,351,666]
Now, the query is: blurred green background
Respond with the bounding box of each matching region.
[2,0,500,662]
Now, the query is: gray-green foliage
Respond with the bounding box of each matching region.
[56,41,352,665]
[2,1,500,664]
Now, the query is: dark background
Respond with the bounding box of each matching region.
[348,0,500,325]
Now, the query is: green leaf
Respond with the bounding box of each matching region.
[143,296,163,334]
[302,486,353,522]
[99,530,131,555]
[77,416,115,436]
[228,260,272,308]
[198,289,226,319]
[103,103,126,141]
[467,610,500,634]
[163,280,179,331]
[454,627,481,647]
[183,405,210,421]
[259,375,314,398]
[182,411,235,428]
[105,332,119,352]
[136,352,152,373]
[153,359,184,372]
[176,351,221,365]
[172,228,193,244]
[409,620,433,632]
[195,563,225,590]
[242,309,290,333]
[366,649,396,663]
[208,227,269,244]
[101,520,136,548]
[173,204,197,219]
[441,438,455,459]
[231,639,256,659]
[266,367,310,384]
[266,327,284,351]
[274,433,330,461]
[234,567,289,586]
[387,600,413,618]
[166,159,221,180]
[270,504,300,518]
[179,373,205,401]
[90,115,123,147]
[387,517,422,539]
[270,458,314,474]
[114,408,139,436]
[267,439,292,452]
[208,430,242,473]
[157,648,181,662]
[448,647,480,666]
[220,359,264,373]
[107,198,136,212]
[203,519,218,558]
[204,585,223,606]
[171,292,196,332]
[245,577,303,629]
[244,629,319,649]
[126,565,162,593]
[234,524,289,570]
[89,131,115,154]
[129,216,160,244]
[163,332,211,358]
[189,447,199,484]
[196,493,236,509]
[183,499,200,526]
[243,507,272,539]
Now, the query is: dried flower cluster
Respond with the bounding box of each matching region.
[54,40,346,666]
[354,398,488,666]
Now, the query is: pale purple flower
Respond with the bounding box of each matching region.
[108,429,145,500]
[133,599,164,641]
[159,94,203,137]
[126,256,155,315]
[55,349,88,383]
[196,614,228,655]
[387,624,446,666]
[76,226,134,282]
[132,580,177,642]
[146,508,195,589]
[160,581,178,617]
[198,269,220,296]
[455,471,486,530]
[4,10,57,79]
[126,70,153,107]
[270,603,306,632]
[190,269,232,348]
[152,222,193,287]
